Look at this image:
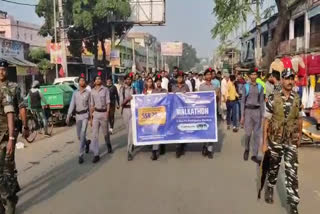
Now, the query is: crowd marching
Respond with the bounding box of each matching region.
[0,57,302,213]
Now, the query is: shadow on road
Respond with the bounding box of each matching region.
[17,133,127,213]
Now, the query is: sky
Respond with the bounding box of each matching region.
[0,0,219,58]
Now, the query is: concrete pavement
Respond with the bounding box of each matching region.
[14,118,319,214]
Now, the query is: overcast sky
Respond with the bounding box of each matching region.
[1,0,219,58]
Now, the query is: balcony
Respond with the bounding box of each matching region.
[278,36,305,54]
[310,32,320,49]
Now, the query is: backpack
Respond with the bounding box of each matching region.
[244,83,262,103]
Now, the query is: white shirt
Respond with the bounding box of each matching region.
[161,77,169,91]
[185,79,193,92]
[195,79,204,91]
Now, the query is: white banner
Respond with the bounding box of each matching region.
[161,42,183,56]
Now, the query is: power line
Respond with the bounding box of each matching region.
[1,0,37,7]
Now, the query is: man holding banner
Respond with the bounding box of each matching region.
[171,71,190,158]
[199,68,216,159]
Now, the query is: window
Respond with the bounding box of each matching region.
[0,31,5,37]
[294,15,305,38]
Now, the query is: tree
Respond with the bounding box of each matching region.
[212,0,292,69]
[36,0,132,68]
[29,48,53,83]
[167,43,200,72]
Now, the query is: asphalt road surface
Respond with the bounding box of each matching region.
[14,119,320,214]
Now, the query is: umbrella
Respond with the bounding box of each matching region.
[258,150,271,199]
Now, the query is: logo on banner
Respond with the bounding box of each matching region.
[138,106,166,125]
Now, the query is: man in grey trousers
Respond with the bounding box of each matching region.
[240,68,265,164]
[119,73,135,161]
[90,75,112,163]
[66,75,91,164]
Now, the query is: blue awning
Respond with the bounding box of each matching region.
[308,5,320,18]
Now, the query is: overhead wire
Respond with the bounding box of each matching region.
[0,0,37,7]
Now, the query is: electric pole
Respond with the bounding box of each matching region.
[58,0,68,77]
[53,0,58,78]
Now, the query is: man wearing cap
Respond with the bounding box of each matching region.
[199,68,216,159]
[0,59,28,213]
[106,77,119,135]
[66,75,91,164]
[119,73,136,161]
[90,76,112,163]
[172,71,190,158]
[150,74,168,160]
[27,80,50,136]
[241,68,265,164]
[262,69,302,214]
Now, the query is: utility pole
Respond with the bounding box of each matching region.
[58,0,68,77]
[53,0,58,78]
[131,39,136,73]
[146,45,149,73]
[177,56,180,67]
[111,23,115,80]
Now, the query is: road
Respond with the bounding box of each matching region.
[14,118,320,214]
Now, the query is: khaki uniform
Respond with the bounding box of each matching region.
[0,81,20,214]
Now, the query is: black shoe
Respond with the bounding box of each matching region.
[159,145,166,155]
[92,156,100,163]
[128,153,133,161]
[151,151,158,161]
[107,143,113,154]
[233,127,238,132]
[227,125,230,130]
[85,140,91,154]
[207,152,213,159]
[202,146,208,156]
[243,150,249,161]
[176,149,182,158]
[265,186,274,204]
[289,205,299,214]
[78,156,84,164]
[44,132,51,137]
[251,156,261,165]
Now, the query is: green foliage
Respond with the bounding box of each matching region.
[29,48,47,63]
[38,59,53,75]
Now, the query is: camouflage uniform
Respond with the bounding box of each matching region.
[265,90,301,210]
[0,81,21,214]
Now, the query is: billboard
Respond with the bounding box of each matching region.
[50,43,62,64]
[129,0,166,25]
[161,42,183,56]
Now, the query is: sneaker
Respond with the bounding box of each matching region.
[92,156,100,163]
[233,127,238,132]
[151,151,158,161]
[78,156,84,164]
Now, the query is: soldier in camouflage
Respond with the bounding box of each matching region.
[0,59,28,214]
[262,68,302,214]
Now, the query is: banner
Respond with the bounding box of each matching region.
[131,92,218,146]
[50,43,62,64]
[161,42,183,56]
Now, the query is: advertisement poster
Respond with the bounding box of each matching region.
[131,92,218,146]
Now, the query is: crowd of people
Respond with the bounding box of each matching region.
[0,56,302,213]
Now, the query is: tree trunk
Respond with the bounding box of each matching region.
[93,36,98,66]
[100,37,107,74]
[262,0,290,71]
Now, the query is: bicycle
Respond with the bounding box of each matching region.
[25,107,54,143]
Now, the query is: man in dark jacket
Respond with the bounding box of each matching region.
[106,77,120,135]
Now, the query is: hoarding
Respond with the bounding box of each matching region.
[161,42,183,56]
[129,0,166,25]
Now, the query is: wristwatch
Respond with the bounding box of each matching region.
[9,137,15,141]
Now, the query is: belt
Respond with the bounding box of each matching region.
[123,105,131,109]
[94,108,107,112]
[245,105,260,109]
[76,109,89,115]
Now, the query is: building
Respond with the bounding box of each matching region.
[0,11,47,48]
[240,0,320,66]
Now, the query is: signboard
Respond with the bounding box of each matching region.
[50,43,62,64]
[131,92,218,145]
[161,42,183,56]
[81,55,94,65]
[129,0,166,25]
[0,38,24,59]
[110,49,120,66]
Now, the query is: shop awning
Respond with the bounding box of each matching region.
[0,56,38,75]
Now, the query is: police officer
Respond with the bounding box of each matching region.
[172,71,190,158]
[240,68,265,164]
[106,77,119,135]
[0,59,28,214]
[119,73,135,161]
[66,75,91,164]
[150,74,167,161]
[90,75,112,163]
[199,68,215,159]
[262,69,301,214]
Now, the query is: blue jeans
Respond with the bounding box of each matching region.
[227,100,238,127]
[76,119,89,156]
